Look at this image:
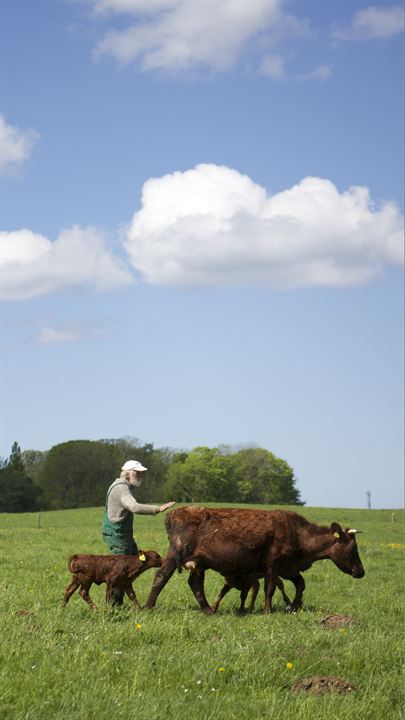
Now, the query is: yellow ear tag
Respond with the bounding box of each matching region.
[139,554,146,562]
[333,532,340,539]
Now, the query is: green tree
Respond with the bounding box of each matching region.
[230,448,303,505]
[163,446,235,502]
[21,449,48,485]
[37,440,119,509]
[37,438,172,509]
[0,467,42,512]
[8,442,25,472]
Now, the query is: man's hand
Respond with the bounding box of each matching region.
[158,501,176,513]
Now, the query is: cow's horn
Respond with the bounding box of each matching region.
[347,528,361,535]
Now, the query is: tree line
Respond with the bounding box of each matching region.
[0,438,303,513]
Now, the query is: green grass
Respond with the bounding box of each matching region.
[0,504,403,720]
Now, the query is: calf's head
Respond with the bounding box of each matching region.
[328,523,365,578]
[139,550,163,568]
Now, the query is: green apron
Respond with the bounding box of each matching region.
[101,482,139,555]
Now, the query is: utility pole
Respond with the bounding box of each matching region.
[366,491,371,510]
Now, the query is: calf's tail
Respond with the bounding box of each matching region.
[68,555,79,573]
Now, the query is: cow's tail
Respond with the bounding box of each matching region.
[173,546,183,574]
[165,511,184,573]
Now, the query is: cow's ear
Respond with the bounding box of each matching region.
[330,522,343,540]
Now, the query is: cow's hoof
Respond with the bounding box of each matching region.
[203,607,214,615]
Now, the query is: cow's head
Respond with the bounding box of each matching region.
[328,523,365,578]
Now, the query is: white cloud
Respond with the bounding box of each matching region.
[125,164,404,289]
[0,226,134,300]
[258,53,286,79]
[0,114,38,173]
[91,0,283,72]
[91,0,178,14]
[297,64,332,82]
[34,322,107,343]
[333,5,404,41]
[36,327,82,344]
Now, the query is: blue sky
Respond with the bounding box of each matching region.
[1,0,403,508]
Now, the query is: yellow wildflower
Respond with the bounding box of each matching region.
[218,667,225,672]
[286,662,293,670]
[135,623,142,630]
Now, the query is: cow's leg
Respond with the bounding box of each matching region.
[124,583,141,610]
[211,581,232,613]
[246,579,260,612]
[288,574,305,611]
[62,577,80,606]
[79,583,96,609]
[276,578,292,608]
[188,570,213,614]
[145,548,177,609]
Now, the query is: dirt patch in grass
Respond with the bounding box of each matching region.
[28,623,42,633]
[15,609,35,617]
[319,613,359,629]
[292,675,356,695]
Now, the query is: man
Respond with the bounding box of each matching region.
[102,459,175,605]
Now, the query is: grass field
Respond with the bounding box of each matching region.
[0,504,403,720]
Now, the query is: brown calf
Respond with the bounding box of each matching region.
[211,573,293,613]
[63,550,162,609]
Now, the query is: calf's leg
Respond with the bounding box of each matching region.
[276,578,292,608]
[188,570,213,614]
[263,569,280,614]
[211,582,232,613]
[63,577,80,606]
[124,583,141,610]
[78,582,96,609]
[288,574,305,611]
[246,579,260,612]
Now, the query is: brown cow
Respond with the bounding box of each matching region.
[63,550,162,609]
[145,507,364,614]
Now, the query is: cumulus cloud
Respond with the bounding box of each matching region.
[1,226,134,300]
[0,114,38,173]
[91,0,283,72]
[124,164,404,289]
[333,5,404,41]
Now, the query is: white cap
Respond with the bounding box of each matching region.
[122,460,148,472]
